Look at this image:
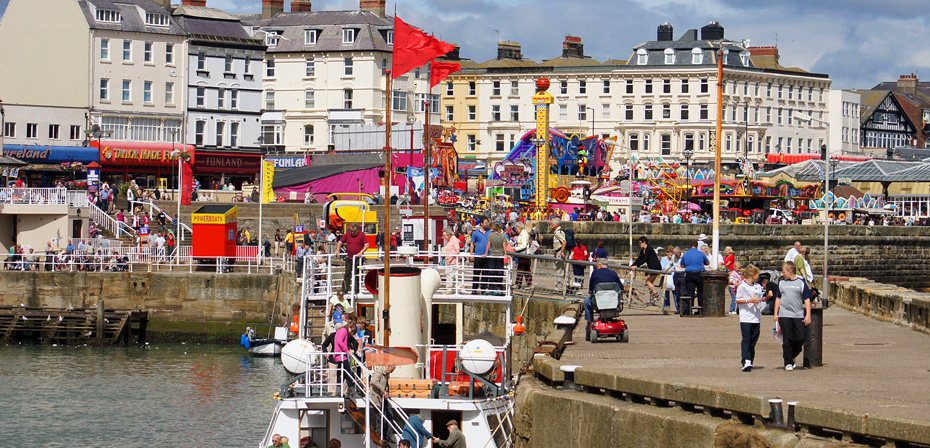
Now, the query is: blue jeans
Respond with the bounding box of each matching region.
[663,290,679,312]
[584,295,595,322]
[729,289,737,313]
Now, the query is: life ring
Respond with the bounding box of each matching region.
[838,213,846,221]
[828,213,835,219]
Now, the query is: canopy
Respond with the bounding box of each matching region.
[364,344,418,367]
[272,162,383,202]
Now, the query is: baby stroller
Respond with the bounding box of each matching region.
[585,281,629,343]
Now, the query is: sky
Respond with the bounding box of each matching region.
[2,0,928,89]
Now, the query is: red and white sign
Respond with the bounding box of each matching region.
[93,141,195,167]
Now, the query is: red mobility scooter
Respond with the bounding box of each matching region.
[585,281,629,343]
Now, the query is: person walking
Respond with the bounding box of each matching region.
[679,241,709,312]
[549,218,568,292]
[671,246,685,311]
[335,224,369,293]
[469,218,491,293]
[728,260,743,315]
[285,229,295,260]
[485,223,508,294]
[401,413,433,448]
[723,246,736,271]
[442,228,461,292]
[593,240,608,261]
[735,265,763,372]
[630,236,662,301]
[774,261,812,371]
[512,222,532,288]
[660,248,677,314]
[432,420,466,448]
[568,239,589,294]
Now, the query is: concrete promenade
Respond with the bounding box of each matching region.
[561,306,930,424]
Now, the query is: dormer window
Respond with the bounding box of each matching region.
[343,28,356,44]
[265,31,280,47]
[740,51,751,67]
[387,31,394,45]
[144,13,169,26]
[722,49,730,64]
[691,48,703,64]
[96,9,121,23]
[664,48,675,65]
[636,48,647,65]
[304,29,317,45]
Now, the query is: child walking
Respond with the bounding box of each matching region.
[736,265,764,372]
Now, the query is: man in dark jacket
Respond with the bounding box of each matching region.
[631,236,662,296]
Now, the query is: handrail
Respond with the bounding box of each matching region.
[130,200,193,241]
[87,200,136,238]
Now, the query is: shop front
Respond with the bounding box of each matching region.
[193,151,262,190]
[1,145,100,187]
[93,141,195,190]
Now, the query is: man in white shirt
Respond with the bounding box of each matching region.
[512,222,532,288]
[155,232,166,262]
[784,240,802,263]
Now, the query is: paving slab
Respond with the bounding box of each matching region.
[561,306,930,423]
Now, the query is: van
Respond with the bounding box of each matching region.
[769,208,794,223]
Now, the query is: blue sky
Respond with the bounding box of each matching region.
[2,0,928,89]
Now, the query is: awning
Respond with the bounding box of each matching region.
[3,144,99,164]
[854,207,894,215]
[0,155,27,166]
[765,153,873,165]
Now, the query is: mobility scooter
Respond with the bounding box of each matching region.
[585,281,629,343]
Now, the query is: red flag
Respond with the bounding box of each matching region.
[392,16,454,79]
[430,61,461,88]
[181,161,193,206]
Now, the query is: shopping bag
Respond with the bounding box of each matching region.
[773,322,783,342]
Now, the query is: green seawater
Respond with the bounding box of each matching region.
[0,343,289,447]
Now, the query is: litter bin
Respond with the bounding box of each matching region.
[701,271,728,317]
[803,306,824,367]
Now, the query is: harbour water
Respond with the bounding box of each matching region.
[0,343,289,447]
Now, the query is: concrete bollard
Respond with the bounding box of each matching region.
[701,271,728,317]
[803,307,824,367]
[560,365,582,391]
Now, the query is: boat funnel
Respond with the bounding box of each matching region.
[375,267,432,378]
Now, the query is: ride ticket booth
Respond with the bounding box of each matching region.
[191,205,237,265]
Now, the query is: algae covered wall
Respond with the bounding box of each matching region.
[0,271,300,342]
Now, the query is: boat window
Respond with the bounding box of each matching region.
[298,409,328,447]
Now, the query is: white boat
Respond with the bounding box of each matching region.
[242,325,289,357]
[259,251,516,448]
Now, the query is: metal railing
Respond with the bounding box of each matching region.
[130,199,193,242]
[0,187,69,205]
[1,246,292,274]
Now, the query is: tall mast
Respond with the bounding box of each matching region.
[383,71,393,346]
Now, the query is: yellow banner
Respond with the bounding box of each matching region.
[261,160,275,204]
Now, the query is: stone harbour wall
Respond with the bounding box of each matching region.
[535,222,930,291]
[0,271,299,341]
[829,277,930,335]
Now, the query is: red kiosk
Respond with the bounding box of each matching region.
[192,204,237,264]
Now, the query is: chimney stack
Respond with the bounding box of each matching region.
[898,73,918,95]
[562,36,584,58]
[497,41,522,60]
[262,0,284,19]
[291,0,312,12]
[701,21,724,40]
[444,45,461,60]
[360,0,386,17]
[657,23,673,41]
[182,0,207,6]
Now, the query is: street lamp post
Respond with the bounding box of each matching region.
[683,147,694,204]
[793,112,830,304]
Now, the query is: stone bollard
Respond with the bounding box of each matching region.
[803,306,824,367]
[701,271,729,317]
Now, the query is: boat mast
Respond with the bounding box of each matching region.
[383,70,393,346]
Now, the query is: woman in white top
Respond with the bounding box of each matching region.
[735,264,764,372]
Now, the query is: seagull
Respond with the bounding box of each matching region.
[58,316,64,322]
[83,331,92,337]
[22,316,28,320]
[20,303,26,307]
[104,318,110,324]
[47,315,51,321]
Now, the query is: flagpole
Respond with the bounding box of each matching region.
[383,70,393,347]
[423,92,431,253]
[259,155,264,260]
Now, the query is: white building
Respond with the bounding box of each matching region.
[827,89,862,155]
[242,0,439,154]
[173,4,266,185]
[443,23,832,172]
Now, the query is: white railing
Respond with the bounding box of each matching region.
[68,238,124,251]
[87,199,135,238]
[1,245,293,274]
[0,187,68,205]
[130,200,193,242]
[348,251,513,304]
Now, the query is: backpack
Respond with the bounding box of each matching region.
[564,229,576,251]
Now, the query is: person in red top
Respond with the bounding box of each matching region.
[724,246,736,271]
[336,224,370,293]
[569,241,589,294]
